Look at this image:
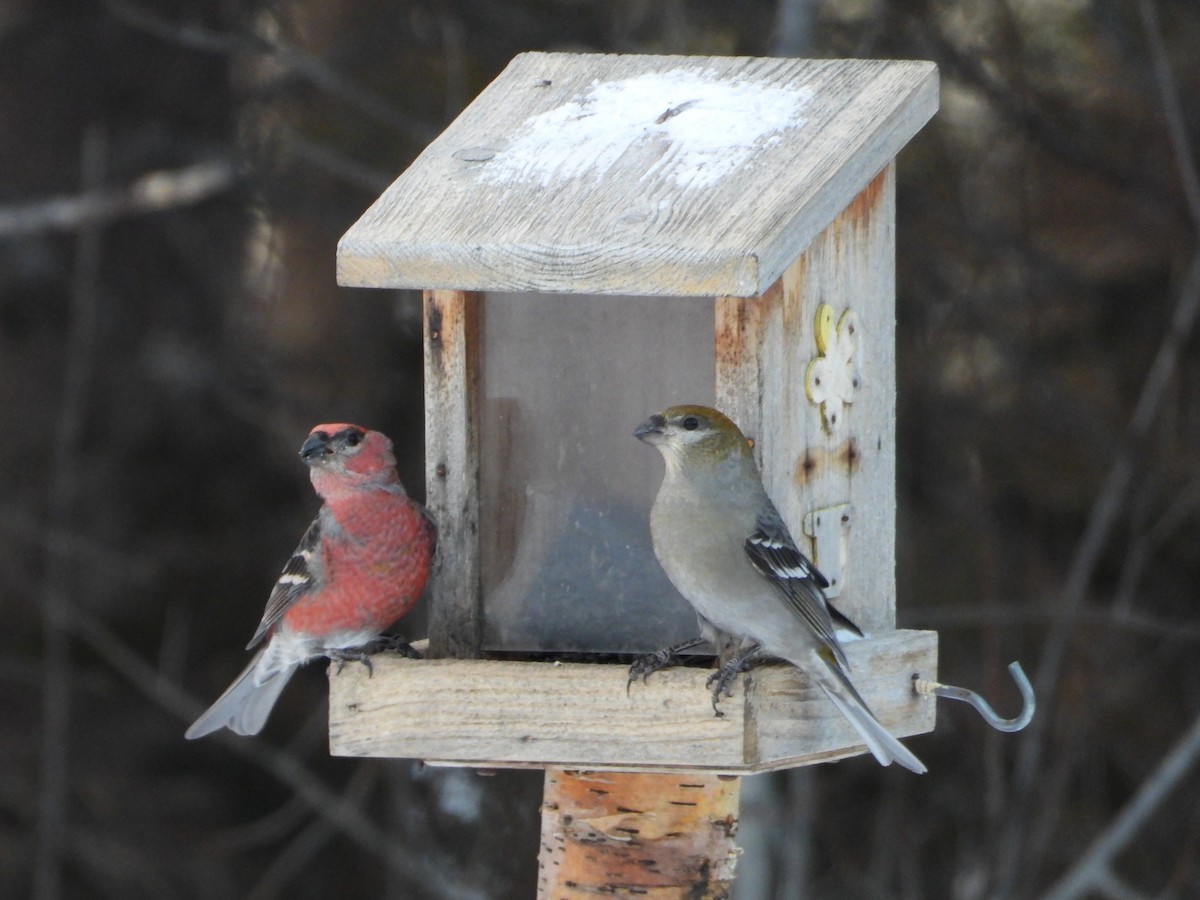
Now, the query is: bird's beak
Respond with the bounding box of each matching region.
[299,432,332,466]
[634,414,666,444]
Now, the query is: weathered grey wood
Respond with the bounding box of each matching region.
[327,630,936,773]
[337,54,937,297]
[716,165,896,633]
[336,52,938,777]
[714,279,769,444]
[424,290,482,658]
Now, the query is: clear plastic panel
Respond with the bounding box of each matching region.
[480,292,714,653]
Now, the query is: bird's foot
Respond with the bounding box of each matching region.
[705,649,763,716]
[626,638,705,695]
[705,666,736,716]
[627,648,676,695]
[376,634,422,659]
[326,647,375,676]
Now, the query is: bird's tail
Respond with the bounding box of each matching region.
[815,654,927,774]
[185,647,299,739]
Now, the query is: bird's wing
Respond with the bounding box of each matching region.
[744,502,852,669]
[245,515,322,650]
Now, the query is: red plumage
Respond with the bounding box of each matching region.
[280,491,433,638]
[186,423,435,739]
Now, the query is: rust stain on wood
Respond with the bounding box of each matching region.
[424,291,447,371]
[793,439,861,486]
[715,287,770,373]
[843,167,888,228]
[424,289,480,377]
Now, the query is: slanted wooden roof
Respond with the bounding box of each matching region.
[338,53,938,297]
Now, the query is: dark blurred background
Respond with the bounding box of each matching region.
[5,1,1200,898]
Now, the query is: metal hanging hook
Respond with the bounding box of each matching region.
[913,661,1035,733]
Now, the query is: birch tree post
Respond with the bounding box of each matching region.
[333,52,939,895]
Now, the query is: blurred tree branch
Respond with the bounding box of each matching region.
[912,4,1174,219]
[0,159,237,238]
[994,1,1200,892]
[57,597,490,900]
[918,601,1200,642]
[1044,710,1200,900]
[33,125,107,900]
[0,503,161,585]
[1140,0,1200,227]
[997,232,1200,897]
[103,0,437,143]
[245,763,380,900]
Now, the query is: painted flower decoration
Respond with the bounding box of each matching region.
[804,303,861,434]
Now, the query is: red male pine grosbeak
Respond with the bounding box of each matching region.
[186,424,436,739]
[634,405,926,773]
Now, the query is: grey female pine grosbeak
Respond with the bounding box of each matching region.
[634,405,926,774]
[186,424,436,739]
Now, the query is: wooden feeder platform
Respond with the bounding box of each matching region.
[329,630,935,774]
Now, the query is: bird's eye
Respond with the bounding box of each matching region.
[682,416,700,431]
[343,431,363,447]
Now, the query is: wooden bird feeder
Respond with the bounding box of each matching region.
[334,52,939,895]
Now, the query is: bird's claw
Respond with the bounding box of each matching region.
[626,647,677,695]
[377,634,423,659]
[326,647,374,677]
[326,635,422,678]
[626,637,708,695]
[706,654,756,716]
